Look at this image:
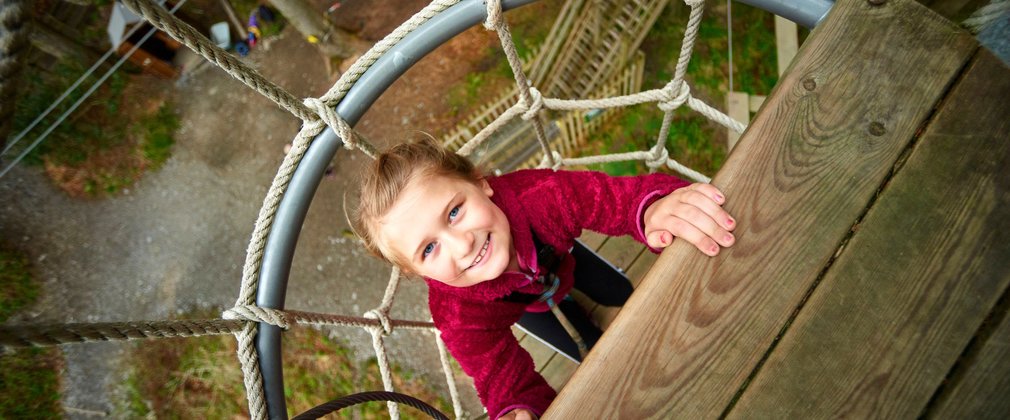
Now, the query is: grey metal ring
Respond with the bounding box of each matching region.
[253,0,833,418]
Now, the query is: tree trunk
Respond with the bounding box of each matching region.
[265,0,358,59]
[1,0,32,152]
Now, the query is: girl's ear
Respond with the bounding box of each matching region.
[480,178,494,197]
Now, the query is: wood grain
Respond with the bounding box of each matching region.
[596,251,658,330]
[728,49,1010,419]
[545,0,977,417]
[932,305,1010,418]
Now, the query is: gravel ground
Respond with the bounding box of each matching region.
[0,8,489,417]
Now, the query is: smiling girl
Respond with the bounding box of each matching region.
[354,138,735,419]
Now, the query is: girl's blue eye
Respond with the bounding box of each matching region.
[423,243,435,258]
[448,206,460,221]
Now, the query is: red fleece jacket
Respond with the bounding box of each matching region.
[425,169,688,419]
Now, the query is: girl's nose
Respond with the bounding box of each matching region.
[443,229,472,258]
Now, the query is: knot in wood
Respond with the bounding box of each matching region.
[869,121,887,136]
[867,0,886,6]
[803,78,817,91]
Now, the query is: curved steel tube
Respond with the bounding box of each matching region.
[736,0,834,28]
[253,0,835,418]
[255,0,536,418]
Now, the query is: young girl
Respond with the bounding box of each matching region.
[354,138,735,420]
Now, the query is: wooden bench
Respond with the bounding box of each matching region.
[541,0,1010,417]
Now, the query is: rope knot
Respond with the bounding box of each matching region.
[483,0,503,30]
[537,151,564,171]
[521,86,544,121]
[658,81,691,112]
[364,309,393,335]
[303,97,358,151]
[646,146,670,171]
[684,0,705,8]
[224,305,291,329]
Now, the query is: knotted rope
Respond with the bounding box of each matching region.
[6,1,751,419]
[483,0,556,167]
[454,0,741,182]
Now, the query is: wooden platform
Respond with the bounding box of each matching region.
[535,0,1010,417]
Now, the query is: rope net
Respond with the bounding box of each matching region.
[1,0,746,418]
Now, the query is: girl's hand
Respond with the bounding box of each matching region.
[499,408,537,420]
[643,183,736,256]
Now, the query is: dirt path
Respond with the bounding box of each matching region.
[0,0,523,416]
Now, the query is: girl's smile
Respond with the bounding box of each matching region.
[378,174,518,287]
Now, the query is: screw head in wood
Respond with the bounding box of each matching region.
[802,78,817,91]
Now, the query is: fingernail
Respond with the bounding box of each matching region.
[727,217,735,226]
[724,234,734,243]
[710,245,719,254]
[715,194,725,203]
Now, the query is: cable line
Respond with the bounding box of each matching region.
[0,0,188,178]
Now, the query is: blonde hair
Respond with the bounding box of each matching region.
[353,136,482,270]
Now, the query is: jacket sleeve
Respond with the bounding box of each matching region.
[431,296,556,419]
[512,169,690,249]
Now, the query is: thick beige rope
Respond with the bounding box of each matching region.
[234,323,267,420]
[454,0,740,183]
[118,0,316,122]
[483,0,556,167]
[363,268,403,418]
[436,333,465,419]
[8,1,742,419]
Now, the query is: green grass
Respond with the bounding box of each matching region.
[140,103,180,170]
[13,63,128,167]
[125,324,453,419]
[0,246,62,419]
[444,1,562,118]
[12,61,178,197]
[0,348,63,419]
[586,3,779,177]
[0,248,38,323]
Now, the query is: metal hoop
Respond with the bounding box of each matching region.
[254,0,834,417]
[255,1,536,417]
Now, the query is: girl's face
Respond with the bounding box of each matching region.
[378,174,518,287]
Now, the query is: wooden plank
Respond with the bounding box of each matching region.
[726,91,749,151]
[593,235,644,270]
[774,15,798,76]
[729,49,1010,419]
[932,303,1010,418]
[545,0,977,417]
[519,334,560,372]
[595,251,658,330]
[748,95,765,113]
[539,354,579,390]
[910,51,1010,419]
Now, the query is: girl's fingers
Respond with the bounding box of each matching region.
[688,182,727,205]
[679,189,736,231]
[655,216,721,256]
[675,202,735,247]
[647,230,673,249]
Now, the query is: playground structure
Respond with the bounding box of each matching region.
[545,0,1010,417]
[1,0,1008,419]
